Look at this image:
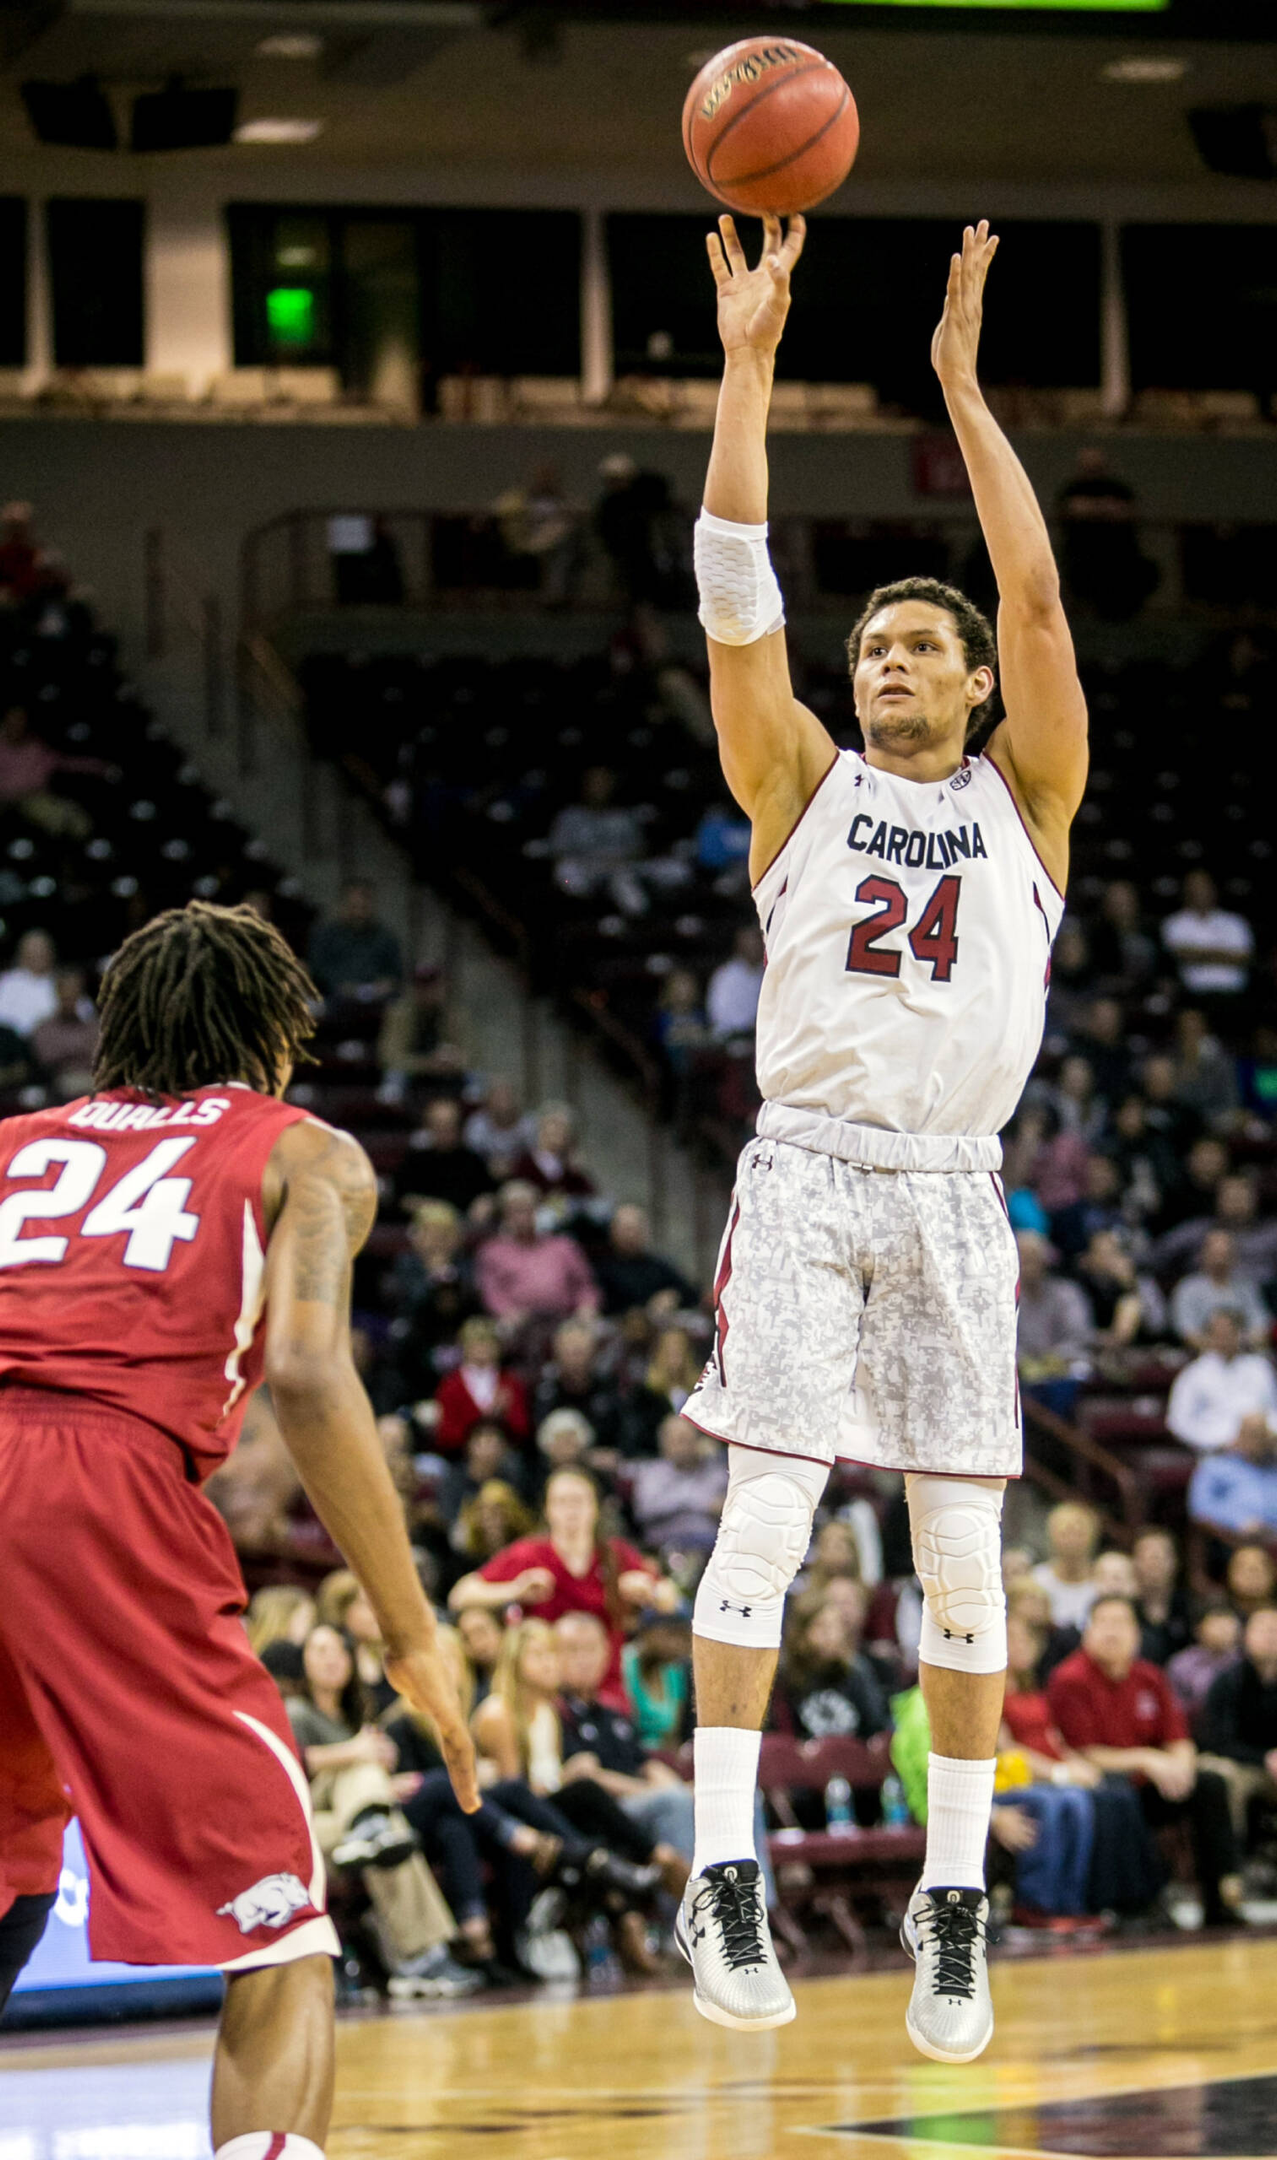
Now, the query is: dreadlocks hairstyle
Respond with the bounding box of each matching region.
[94,900,319,1099]
[846,576,999,740]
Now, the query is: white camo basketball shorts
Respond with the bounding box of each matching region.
[686,1134,1023,1478]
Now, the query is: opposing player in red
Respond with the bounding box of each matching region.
[0,901,478,2160]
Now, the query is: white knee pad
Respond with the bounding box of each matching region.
[907,1475,1007,1677]
[694,1446,828,1651]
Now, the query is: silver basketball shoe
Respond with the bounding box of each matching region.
[901,1884,994,2063]
[676,1859,796,2030]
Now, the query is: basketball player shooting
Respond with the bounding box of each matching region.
[0,903,480,2160]
[676,216,1088,2060]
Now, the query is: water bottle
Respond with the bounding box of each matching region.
[882,1773,910,1827]
[824,1774,854,1832]
[583,1913,618,1988]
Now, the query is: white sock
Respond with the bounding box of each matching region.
[215,2136,325,2159]
[692,1727,761,1876]
[920,1753,996,1893]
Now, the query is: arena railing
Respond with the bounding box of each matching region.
[144,524,226,738]
[448,860,678,1251]
[239,506,1277,632]
[1021,1393,1141,1540]
[144,519,430,956]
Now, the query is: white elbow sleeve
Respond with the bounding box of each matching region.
[694,508,785,647]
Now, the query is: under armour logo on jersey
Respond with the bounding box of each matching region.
[719,1598,753,1618]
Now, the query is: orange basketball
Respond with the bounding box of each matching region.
[682,38,859,218]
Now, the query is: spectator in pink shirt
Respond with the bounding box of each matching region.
[476,1180,600,1329]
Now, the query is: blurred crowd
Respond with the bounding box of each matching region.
[5,501,1277,2004]
[191,869,1277,1998]
[994,866,1277,1548]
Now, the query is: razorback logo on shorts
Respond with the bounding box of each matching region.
[217,1872,313,1933]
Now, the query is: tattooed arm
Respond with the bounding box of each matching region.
[261,1120,479,1808]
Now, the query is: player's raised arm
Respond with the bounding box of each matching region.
[262,1118,479,1811]
[699,212,835,879]
[933,221,1089,883]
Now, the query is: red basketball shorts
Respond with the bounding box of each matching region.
[0,1387,339,1969]
[0,1630,69,1918]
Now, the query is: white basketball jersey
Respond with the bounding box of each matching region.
[752,748,1064,1138]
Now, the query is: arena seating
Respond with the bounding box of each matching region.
[299,637,1275,1141]
[292,617,1277,1555]
[7,527,1277,1996]
[0,587,310,1125]
[757,1734,927,1953]
[16,560,1259,1563]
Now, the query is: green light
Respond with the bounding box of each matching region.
[826,1,1167,10]
[266,286,315,345]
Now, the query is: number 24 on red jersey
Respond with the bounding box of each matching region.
[0,1136,201,1272]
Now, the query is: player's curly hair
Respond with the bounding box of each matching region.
[846,576,999,739]
[94,900,319,1099]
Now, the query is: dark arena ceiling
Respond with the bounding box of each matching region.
[0,0,1274,190]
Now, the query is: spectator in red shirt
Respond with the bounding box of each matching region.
[1048,1594,1244,1927]
[1002,1611,1098,1780]
[432,1317,530,1455]
[447,1466,675,1709]
[999,1608,1163,1922]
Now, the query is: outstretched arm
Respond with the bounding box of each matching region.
[934,223,1088,887]
[701,213,835,882]
[263,1120,479,1810]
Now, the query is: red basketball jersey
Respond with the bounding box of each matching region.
[0,1084,316,1475]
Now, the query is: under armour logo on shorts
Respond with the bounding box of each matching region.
[943,1629,976,1644]
[720,1598,753,1618]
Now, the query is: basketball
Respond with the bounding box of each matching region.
[682,38,859,218]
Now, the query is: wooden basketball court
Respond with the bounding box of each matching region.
[5,1937,1277,2159]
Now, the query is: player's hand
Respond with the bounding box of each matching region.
[384,1644,481,1813]
[931,219,999,390]
[707,212,806,359]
